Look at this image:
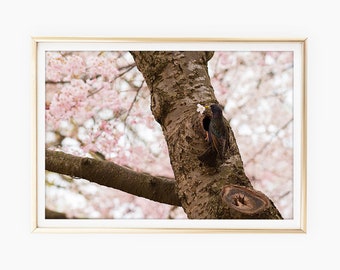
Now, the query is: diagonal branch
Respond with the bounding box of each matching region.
[45,149,181,206]
[124,80,145,123]
[244,118,293,166]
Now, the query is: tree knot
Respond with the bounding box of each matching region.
[221,184,270,216]
[81,157,94,166]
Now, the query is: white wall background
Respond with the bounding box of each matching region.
[0,0,338,269]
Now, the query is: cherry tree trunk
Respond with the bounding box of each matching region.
[131,51,282,219]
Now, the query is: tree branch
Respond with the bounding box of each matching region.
[45,208,67,219]
[45,149,181,206]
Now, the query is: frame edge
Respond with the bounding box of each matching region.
[31,37,38,232]
[32,37,308,233]
[300,38,308,233]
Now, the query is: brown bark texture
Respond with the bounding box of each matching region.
[45,208,67,219]
[45,150,181,206]
[130,51,282,219]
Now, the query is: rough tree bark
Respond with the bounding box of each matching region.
[45,149,180,206]
[130,51,282,219]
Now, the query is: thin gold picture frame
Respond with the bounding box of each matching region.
[32,37,307,233]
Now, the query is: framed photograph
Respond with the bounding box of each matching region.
[32,37,307,233]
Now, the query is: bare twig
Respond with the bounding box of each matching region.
[124,80,145,123]
[244,118,293,166]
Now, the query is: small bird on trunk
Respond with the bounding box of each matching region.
[206,104,227,160]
